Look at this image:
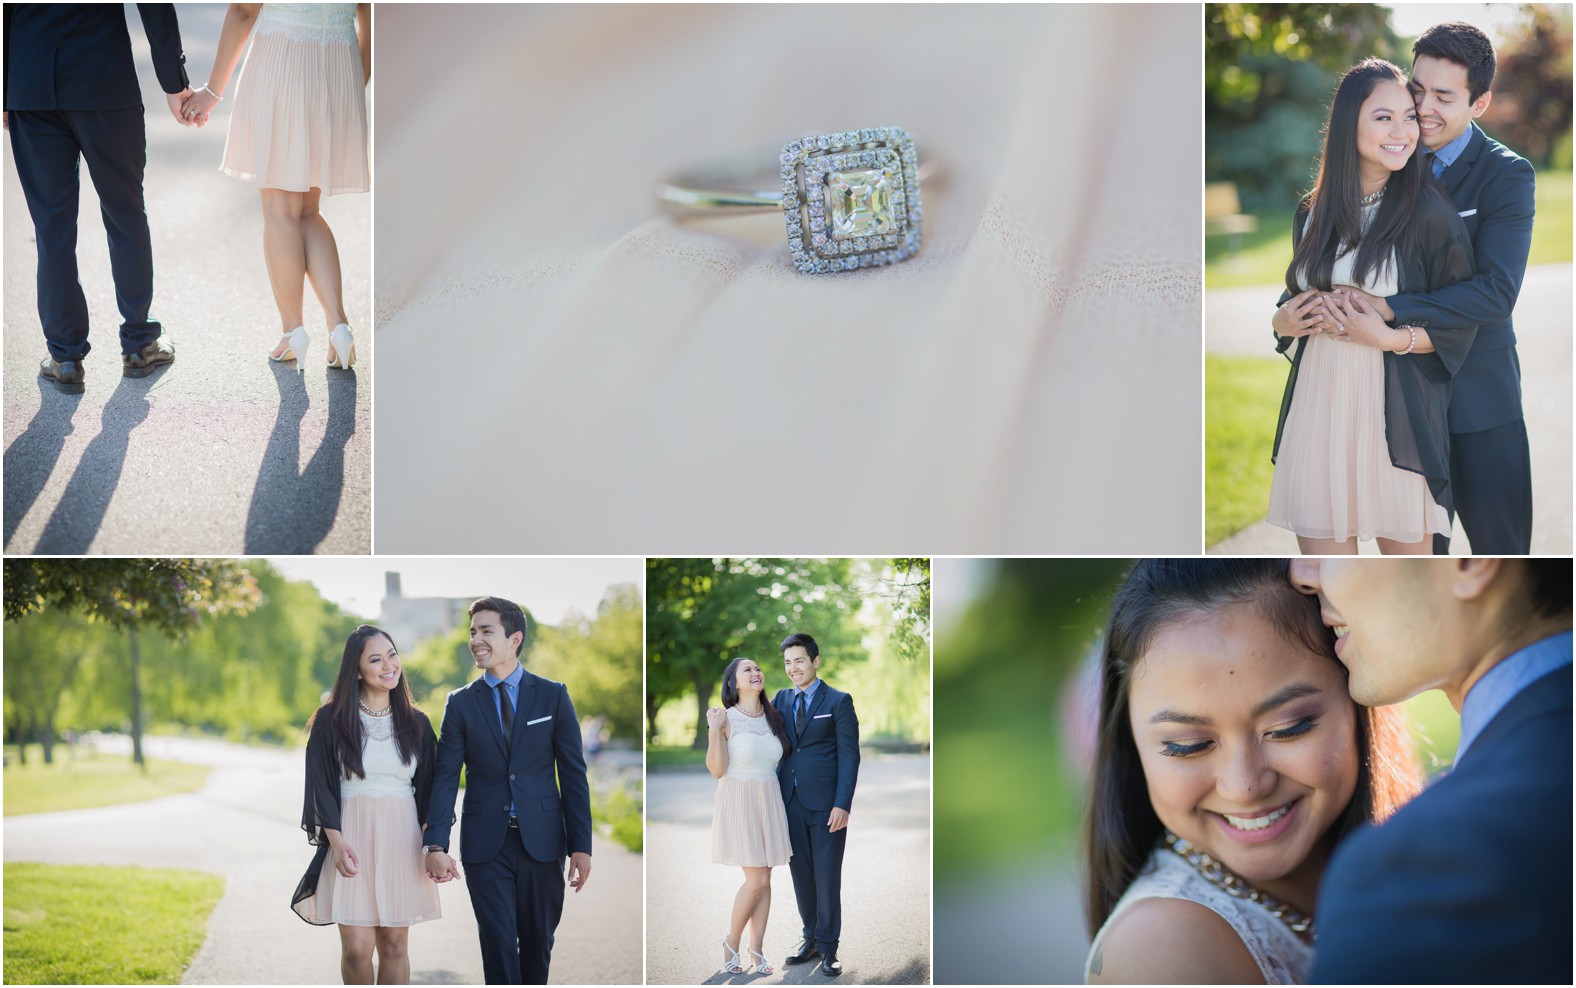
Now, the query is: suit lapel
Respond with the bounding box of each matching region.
[1441,124,1485,200]
[510,670,537,753]
[472,678,509,759]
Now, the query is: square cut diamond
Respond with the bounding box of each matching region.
[826,168,898,239]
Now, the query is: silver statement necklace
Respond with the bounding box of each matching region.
[1164,831,1316,943]
[1359,186,1385,207]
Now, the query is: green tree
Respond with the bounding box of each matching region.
[531,583,643,740]
[3,559,259,768]
[1486,6,1575,168]
[2,610,95,764]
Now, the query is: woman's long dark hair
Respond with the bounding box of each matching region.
[720,657,791,757]
[1083,560,1422,938]
[1286,58,1431,295]
[307,624,424,778]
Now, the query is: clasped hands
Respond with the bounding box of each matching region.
[166,87,220,128]
[1273,286,1396,348]
[422,848,595,893]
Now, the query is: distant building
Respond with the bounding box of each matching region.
[379,572,472,648]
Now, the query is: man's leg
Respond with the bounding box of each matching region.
[8,111,91,361]
[1452,420,1533,554]
[810,814,848,956]
[784,793,819,944]
[464,843,523,985]
[69,107,162,353]
[514,849,567,984]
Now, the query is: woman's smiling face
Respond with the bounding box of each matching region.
[1126,602,1358,901]
[1356,78,1420,180]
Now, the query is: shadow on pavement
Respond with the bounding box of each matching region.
[3,376,81,547]
[243,362,356,552]
[33,371,158,552]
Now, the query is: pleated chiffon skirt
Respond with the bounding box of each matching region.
[221,19,369,194]
[295,795,441,927]
[1268,335,1448,544]
[712,776,792,868]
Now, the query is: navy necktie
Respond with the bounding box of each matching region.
[496,682,514,747]
[795,691,807,733]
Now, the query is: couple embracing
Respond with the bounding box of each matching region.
[292,596,593,985]
[7,3,366,395]
[1267,22,1534,555]
[707,634,859,978]
[1085,558,1571,983]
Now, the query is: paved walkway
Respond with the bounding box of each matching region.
[2,4,369,553]
[2,734,641,985]
[645,753,931,985]
[1206,263,1572,553]
[933,856,1087,985]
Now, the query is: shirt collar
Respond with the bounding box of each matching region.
[1429,123,1475,171]
[1456,630,1572,762]
[794,678,822,701]
[483,662,524,689]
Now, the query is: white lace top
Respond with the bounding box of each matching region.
[341,710,416,799]
[1085,845,1313,984]
[723,705,783,782]
[256,3,357,46]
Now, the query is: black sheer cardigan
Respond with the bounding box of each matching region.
[1272,187,1477,519]
[291,709,438,925]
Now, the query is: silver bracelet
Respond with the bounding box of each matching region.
[1397,324,1417,355]
[198,84,224,102]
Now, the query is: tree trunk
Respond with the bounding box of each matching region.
[645,693,659,747]
[128,627,146,771]
[40,711,55,765]
[691,668,711,749]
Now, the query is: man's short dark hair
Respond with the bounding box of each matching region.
[469,595,533,658]
[1522,561,1573,623]
[779,632,820,659]
[1414,21,1496,102]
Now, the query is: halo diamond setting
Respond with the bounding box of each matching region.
[781,127,923,274]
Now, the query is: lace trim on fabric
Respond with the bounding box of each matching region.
[256,3,357,45]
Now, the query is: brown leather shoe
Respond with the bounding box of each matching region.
[123,337,175,378]
[39,356,85,394]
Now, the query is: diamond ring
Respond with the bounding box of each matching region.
[655,127,929,274]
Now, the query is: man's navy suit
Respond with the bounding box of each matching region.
[424,670,593,985]
[3,4,188,360]
[1387,123,1536,553]
[1310,663,1572,983]
[773,680,859,956]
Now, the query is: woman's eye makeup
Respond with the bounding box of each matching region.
[1267,716,1318,740]
[1160,739,1213,758]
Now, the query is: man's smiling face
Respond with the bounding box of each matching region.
[1409,54,1489,150]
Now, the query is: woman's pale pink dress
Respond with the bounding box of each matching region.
[711,706,792,867]
[221,3,369,194]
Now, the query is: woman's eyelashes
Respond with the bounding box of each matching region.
[1159,717,1320,757]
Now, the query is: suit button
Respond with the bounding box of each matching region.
[509,774,516,780]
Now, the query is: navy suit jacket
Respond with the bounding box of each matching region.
[424,670,593,866]
[1388,123,1535,433]
[773,681,860,812]
[1311,664,1573,984]
[3,4,189,110]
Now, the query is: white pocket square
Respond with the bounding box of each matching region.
[813,713,832,719]
[526,715,552,726]
[1458,208,1477,217]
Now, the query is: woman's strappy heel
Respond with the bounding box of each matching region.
[327,322,357,369]
[721,937,744,975]
[270,325,309,366]
[747,945,774,975]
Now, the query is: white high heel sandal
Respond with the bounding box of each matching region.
[270,325,308,366]
[327,323,356,369]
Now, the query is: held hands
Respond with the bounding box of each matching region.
[424,850,459,883]
[1321,291,1395,349]
[166,88,196,127]
[567,852,592,893]
[828,807,850,833]
[1272,289,1325,339]
[705,707,727,732]
[182,87,221,127]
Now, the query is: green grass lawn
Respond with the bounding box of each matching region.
[1206,169,1573,289]
[1205,354,1287,546]
[645,744,706,769]
[3,863,224,985]
[3,745,211,816]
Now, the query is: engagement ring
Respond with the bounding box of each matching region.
[655,127,928,274]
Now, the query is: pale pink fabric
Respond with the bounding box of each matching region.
[373,5,1203,553]
[1268,209,1447,544]
[221,4,369,195]
[297,795,441,927]
[711,707,791,868]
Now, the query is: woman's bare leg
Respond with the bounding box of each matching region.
[338,925,376,985]
[260,189,308,350]
[745,867,774,972]
[1297,535,1359,555]
[298,187,350,359]
[373,926,409,985]
[1376,535,1434,555]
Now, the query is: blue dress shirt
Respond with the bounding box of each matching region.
[791,678,822,735]
[1427,125,1473,179]
[483,662,525,815]
[1456,630,1572,763]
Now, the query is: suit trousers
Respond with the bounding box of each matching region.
[8,108,163,360]
[785,790,847,954]
[463,829,566,985]
[1432,419,1533,554]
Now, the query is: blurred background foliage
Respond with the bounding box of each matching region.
[645,558,930,755]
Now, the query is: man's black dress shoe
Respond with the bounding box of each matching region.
[123,337,175,378]
[820,951,842,976]
[39,357,85,394]
[785,940,819,965]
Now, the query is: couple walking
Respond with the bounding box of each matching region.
[1266,21,1535,554]
[291,596,594,985]
[1085,558,1571,983]
[6,3,366,395]
[707,634,859,978]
